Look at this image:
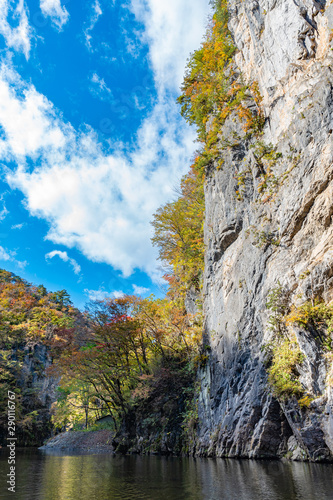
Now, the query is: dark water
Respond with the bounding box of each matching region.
[0,449,333,500]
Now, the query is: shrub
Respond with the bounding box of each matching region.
[268,336,304,399]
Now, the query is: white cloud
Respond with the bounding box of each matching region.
[0,244,26,268]
[1,1,210,281]
[0,64,68,159]
[84,288,109,301]
[133,284,149,295]
[89,73,113,102]
[0,206,8,221]
[129,0,211,93]
[0,194,8,221]
[45,249,81,275]
[84,288,124,302]
[40,0,69,31]
[0,0,32,59]
[11,223,24,229]
[84,0,102,52]
[0,245,12,261]
[3,63,195,279]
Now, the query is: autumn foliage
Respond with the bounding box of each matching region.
[178,0,263,174]
[50,295,202,431]
[151,164,205,296]
[0,270,79,444]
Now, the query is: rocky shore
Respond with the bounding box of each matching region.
[40,430,115,454]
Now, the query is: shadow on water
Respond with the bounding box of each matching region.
[0,449,332,500]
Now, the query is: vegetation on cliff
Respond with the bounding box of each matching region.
[178,0,264,175]
[152,163,205,297]
[0,269,79,445]
[265,282,333,400]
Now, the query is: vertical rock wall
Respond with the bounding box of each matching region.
[198,0,333,460]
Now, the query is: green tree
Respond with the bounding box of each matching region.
[151,165,205,297]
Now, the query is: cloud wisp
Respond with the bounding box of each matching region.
[0,244,26,268]
[0,194,8,221]
[40,0,69,31]
[89,73,113,103]
[0,245,14,262]
[0,0,32,59]
[84,0,103,52]
[84,288,124,302]
[132,284,149,295]
[45,249,81,275]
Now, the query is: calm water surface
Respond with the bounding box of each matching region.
[0,449,332,500]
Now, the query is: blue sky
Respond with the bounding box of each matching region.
[0,0,210,309]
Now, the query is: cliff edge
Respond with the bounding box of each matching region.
[198,0,333,461]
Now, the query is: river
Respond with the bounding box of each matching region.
[0,449,332,499]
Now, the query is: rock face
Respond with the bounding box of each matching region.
[5,344,58,447]
[21,344,58,409]
[198,0,333,460]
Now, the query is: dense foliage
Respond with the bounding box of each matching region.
[178,0,263,174]
[0,269,201,448]
[50,295,202,443]
[0,269,79,445]
[151,164,205,297]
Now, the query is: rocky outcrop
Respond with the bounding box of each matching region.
[0,344,58,447]
[20,344,58,409]
[40,430,115,453]
[19,343,58,446]
[198,0,333,460]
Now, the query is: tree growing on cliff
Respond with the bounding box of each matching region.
[0,269,80,445]
[151,164,205,298]
[177,0,263,175]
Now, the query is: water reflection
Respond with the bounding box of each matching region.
[0,449,332,499]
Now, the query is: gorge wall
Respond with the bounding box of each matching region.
[197,0,333,460]
[0,343,57,447]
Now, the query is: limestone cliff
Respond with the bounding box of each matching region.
[0,343,58,447]
[198,0,333,460]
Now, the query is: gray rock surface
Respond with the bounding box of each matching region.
[40,429,115,453]
[21,343,58,408]
[198,0,333,461]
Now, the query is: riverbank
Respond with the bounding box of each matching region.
[40,430,115,453]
